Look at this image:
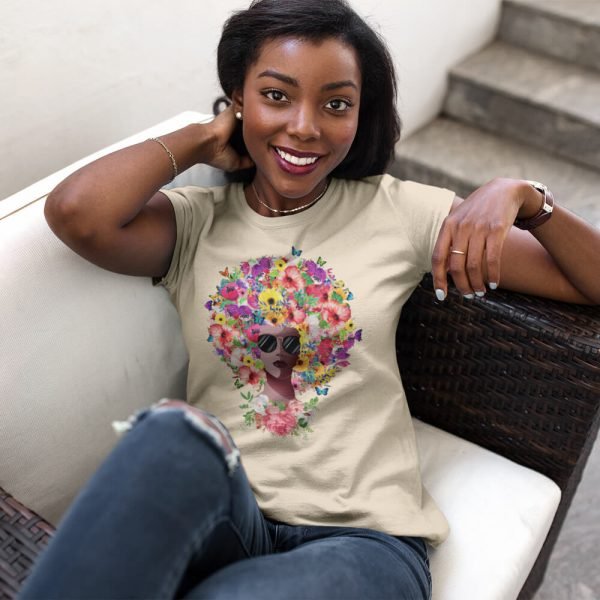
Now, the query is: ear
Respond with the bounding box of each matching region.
[231,89,244,113]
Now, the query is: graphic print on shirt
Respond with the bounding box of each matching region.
[205,247,363,438]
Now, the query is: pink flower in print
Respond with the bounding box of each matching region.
[238,366,261,386]
[306,283,331,303]
[287,399,305,416]
[321,301,351,327]
[262,405,297,436]
[317,338,334,364]
[244,324,261,343]
[209,324,234,349]
[288,307,307,324]
[220,282,240,301]
[278,266,305,292]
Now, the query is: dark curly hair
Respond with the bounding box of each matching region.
[214,0,401,179]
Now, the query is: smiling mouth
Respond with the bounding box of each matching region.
[273,360,288,368]
[275,147,321,167]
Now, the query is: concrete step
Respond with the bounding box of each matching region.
[391,117,600,228]
[443,41,600,171]
[500,0,600,72]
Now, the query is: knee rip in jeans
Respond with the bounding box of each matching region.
[112,398,240,475]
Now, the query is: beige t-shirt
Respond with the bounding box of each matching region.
[154,174,455,545]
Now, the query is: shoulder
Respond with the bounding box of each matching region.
[334,174,455,212]
[160,183,238,209]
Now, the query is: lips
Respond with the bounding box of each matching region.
[273,360,288,368]
[275,146,321,166]
[271,146,322,175]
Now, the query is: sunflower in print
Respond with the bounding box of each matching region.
[205,248,362,437]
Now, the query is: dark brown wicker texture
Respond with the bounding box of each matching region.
[2,275,599,598]
[398,275,600,600]
[0,489,54,599]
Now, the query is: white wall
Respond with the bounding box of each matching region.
[0,0,502,199]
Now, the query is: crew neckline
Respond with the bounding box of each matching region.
[234,178,340,229]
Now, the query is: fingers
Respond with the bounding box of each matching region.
[431,219,452,301]
[464,234,486,296]
[432,216,503,301]
[484,228,503,290]
[203,107,254,172]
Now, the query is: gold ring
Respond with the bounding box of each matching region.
[451,249,466,255]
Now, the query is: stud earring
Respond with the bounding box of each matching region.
[235,111,243,120]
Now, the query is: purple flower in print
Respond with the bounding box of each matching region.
[305,260,327,282]
[251,257,272,278]
[334,348,350,360]
[226,304,253,319]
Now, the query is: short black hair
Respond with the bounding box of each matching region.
[215,0,401,179]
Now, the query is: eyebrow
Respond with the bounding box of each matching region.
[257,69,359,92]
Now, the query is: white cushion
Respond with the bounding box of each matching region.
[414,419,561,600]
[0,112,219,525]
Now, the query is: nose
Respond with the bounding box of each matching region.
[287,102,320,141]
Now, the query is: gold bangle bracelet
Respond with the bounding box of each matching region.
[148,137,178,180]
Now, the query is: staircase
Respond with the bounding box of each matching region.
[392,2,600,598]
[392,0,600,229]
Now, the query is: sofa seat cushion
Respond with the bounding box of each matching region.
[414,419,561,600]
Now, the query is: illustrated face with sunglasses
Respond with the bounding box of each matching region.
[256,325,301,402]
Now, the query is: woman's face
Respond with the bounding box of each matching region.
[257,324,301,379]
[234,36,362,202]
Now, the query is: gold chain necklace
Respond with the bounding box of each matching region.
[251,180,330,215]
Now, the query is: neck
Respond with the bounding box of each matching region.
[263,374,296,402]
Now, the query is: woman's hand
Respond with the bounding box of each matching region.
[201,106,254,172]
[431,178,543,299]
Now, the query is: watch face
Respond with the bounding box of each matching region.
[526,180,547,194]
[514,182,554,230]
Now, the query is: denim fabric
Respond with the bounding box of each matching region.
[20,407,431,600]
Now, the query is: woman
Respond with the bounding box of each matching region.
[20,0,600,598]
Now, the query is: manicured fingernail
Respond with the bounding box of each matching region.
[435,289,446,301]
[463,293,475,300]
[489,282,498,290]
[475,290,486,297]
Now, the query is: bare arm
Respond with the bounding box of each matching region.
[45,107,252,279]
[431,178,600,304]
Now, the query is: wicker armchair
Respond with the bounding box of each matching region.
[2,275,598,599]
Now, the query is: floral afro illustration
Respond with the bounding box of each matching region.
[205,248,362,437]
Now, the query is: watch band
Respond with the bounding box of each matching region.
[514,180,554,230]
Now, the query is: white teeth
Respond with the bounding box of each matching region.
[276,148,319,166]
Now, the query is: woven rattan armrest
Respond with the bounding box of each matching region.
[0,488,55,598]
[398,274,600,600]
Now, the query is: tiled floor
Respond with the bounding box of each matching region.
[534,432,600,599]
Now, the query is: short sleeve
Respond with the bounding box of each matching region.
[151,186,213,298]
[384,176,456,275]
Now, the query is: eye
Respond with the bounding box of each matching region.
[262,89,288,103]
[325,98,352,112]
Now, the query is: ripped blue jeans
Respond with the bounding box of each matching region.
[19,401,431,599]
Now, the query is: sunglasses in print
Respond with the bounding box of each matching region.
[257,334,301,355]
